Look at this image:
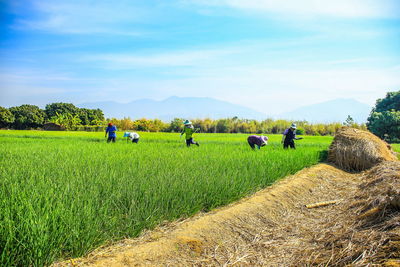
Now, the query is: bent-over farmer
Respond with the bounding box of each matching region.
[123,132,140,143]
[282,123,303,149]
[180,120,199,147]
[247,135,268,150]
[105,123,117,143]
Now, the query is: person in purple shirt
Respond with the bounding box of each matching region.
[282,123,303,149]
[105,122,117,143]
[247,135,268,150]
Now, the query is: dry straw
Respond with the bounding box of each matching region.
[303,161,400,266]
[328,127,397,171]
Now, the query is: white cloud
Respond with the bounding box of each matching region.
[185,0,400,18]
[11,0,149,35]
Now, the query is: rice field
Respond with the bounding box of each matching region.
[1,130,332,266]
[392,143,400,157]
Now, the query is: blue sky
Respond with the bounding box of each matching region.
[0,0,399,114]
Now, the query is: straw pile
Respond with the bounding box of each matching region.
[298,160,400,266]
[328,127,397,171]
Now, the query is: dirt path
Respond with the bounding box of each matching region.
[56,163,362,266]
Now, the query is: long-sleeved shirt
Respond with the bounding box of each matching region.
[283,128,296,142]
[106,125,117,138]
[247,135,267,147]
[129,132,140,140]
[181,126,195,140]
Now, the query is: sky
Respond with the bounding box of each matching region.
[0,0,399,114]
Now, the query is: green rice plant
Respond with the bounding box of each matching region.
[0,130,331,266]
[392,144,400,159]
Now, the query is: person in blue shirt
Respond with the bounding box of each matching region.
[105,123,117,143]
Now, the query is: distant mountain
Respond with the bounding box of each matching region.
[78,96,266,121]
[277,98,372,123]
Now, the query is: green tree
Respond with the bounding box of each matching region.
[216,119,231,133]
[79,108,105,125]
[168,118,184,132]
[78,108,91,125]
[343,115,355,127]
[0,106,15,128]
[148,119,168,132]
[367,110,400,143]
[9,104,45,129]
[49,112,82,130]
[45,103,79,120]
[90,109,105,125]
[134,118,152,131]
[372,91,400,113]
[367,90,400,143]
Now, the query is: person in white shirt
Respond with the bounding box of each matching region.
[123,132,140,143]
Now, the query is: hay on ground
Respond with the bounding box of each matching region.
[328,127,397,171]
[298,161,400,266]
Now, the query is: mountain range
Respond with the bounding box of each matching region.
[78,97,372,123]
[78,96,266,121]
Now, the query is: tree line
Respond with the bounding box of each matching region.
[0,103,104,130]
[108,117,366,136]
[0,90,398,141]
[0,102,366,135]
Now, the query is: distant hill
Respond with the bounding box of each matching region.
[78,96,266,121]
[277,98,372,123]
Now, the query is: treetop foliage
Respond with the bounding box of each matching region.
[0,106,15,128]
[1,103,104,130]
[373,91,400,113]
[367,90,400,143]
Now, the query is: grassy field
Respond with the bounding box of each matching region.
[392,143,400,152]
[392,144,400,158]
[1,130,332,266]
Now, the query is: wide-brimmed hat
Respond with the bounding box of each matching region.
[123,132,131,137]
[183,120,192,125]
[290,123,297,129]
[262,136,268,141]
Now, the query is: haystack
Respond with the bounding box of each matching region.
[328,127,397,171]
[303,161,400,266]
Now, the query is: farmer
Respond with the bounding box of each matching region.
[180,120,199,147]
[247,135,268,150]
[123,132,140,143]
[282,123,303,149]
[105,122,117,143]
